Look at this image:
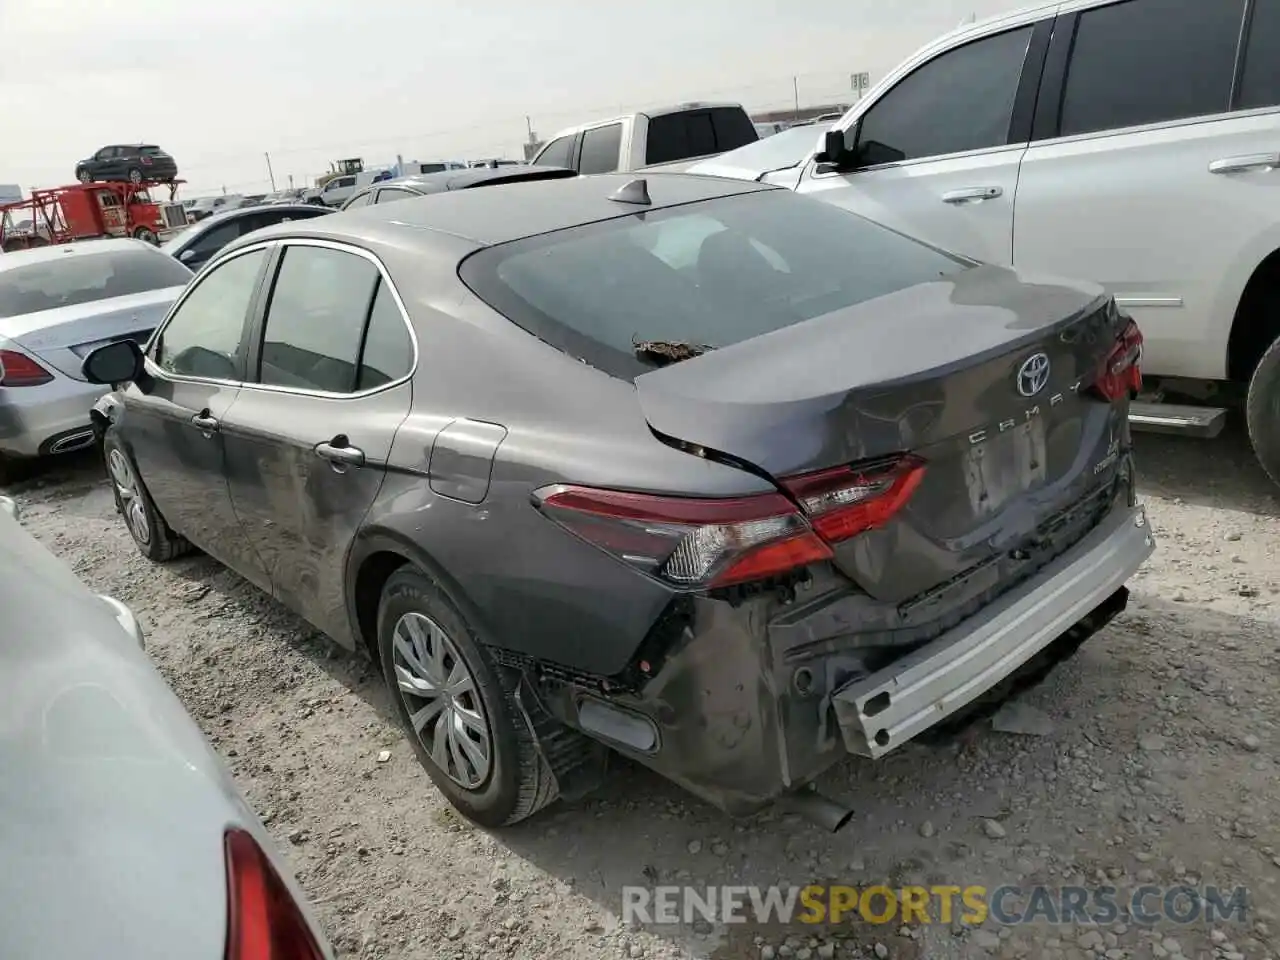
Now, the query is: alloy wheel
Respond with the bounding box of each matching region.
[391,611,492,789]
[107,448,151,547]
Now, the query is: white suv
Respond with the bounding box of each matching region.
[697,0,1280,478]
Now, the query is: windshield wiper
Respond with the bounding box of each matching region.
[632,338,715,366]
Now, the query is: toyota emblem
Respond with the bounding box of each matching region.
[1016,353,1051,398]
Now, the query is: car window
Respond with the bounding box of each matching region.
[578,124,623,175]
[344,190,374,209]
[1059,0,1244,137]
[853,25,1033,165]
[257,245,380,393]
[1240,0,1280,111]
[375,187,419,204]
[534,136,574,168]
[461,189,969,382]
[153,249,266,380]
[645,112,718,165]
[0,247,194,318]
[356,279,414,390]
[708,107,759,153]
[182,221,243,260]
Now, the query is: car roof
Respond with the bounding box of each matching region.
[0,238,150,272]
[190,203,326,229]
[380,165,577,196]
[241,173,777,253]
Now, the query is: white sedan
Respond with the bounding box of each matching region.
[0,494,333,959]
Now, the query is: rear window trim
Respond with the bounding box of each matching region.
[458,189,973,382]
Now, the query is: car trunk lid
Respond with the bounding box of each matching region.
[0,286,183,381]
[633,264,1132,603]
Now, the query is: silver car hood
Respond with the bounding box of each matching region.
[0,509,329,959]
[683,126,823,182]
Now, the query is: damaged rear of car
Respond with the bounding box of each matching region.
[457,183,1154,824]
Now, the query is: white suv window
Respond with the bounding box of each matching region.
[1058,0,1245,137]
[853,26,1033,165]
[1240,0,1280,110]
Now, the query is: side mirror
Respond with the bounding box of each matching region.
[83,339,145,385]
[178,248,197,264]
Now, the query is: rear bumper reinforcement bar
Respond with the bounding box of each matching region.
[833,503,1154,759]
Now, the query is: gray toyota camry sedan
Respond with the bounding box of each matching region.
[82,173,1154,829]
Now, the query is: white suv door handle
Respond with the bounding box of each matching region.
[1209,153,1280,175]
[942,186,1004,204]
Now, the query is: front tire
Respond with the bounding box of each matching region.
[132,226,158,245]
[103,427,191,561]
[127,167,143,185]
[377,567,559,827]
[77,169,93,183]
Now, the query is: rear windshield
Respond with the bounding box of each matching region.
[461,189,970,380]
[645,108,760,166]
[0,248,192,318]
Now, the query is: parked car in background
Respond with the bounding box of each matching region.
[264,189,309,205]
[530,102,759,174]
[0,497,333,959]
[0,239,192,481]
[83,174,1152,830]
[162,204,331,272]
[687,0,1280,483]
[185,195,242,223]
[75,144,179,185]
[338,165,577,210]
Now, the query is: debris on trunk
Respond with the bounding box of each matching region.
[632,338,713,365]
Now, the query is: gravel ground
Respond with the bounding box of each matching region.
[7,424,1280,960]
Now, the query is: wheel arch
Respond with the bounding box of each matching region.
[1228,247,1280,384]
[345,528,490,667]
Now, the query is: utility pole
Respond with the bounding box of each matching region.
[288,174,294,189]
[793,77,800,120]
[264,152,277,192]
[526,115,535,141]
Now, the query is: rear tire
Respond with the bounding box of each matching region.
[103,427,191,562]
[1246,332,1280,487]
[377,567,560,827]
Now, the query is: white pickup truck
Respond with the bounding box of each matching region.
[688,0,1280,481]
[530,102,759,175]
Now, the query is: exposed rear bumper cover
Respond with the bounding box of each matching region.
[832,503,1153,758]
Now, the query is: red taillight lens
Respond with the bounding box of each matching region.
[1092,319,1143,402]
[534,456,924,590]
[782,456,927,542]
[224,828,325,960]
[140,155,153,164]
[0,349,54,387]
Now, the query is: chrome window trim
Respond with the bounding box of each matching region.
[143,237,420,402]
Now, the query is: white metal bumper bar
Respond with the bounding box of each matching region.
[833,504,1154,759]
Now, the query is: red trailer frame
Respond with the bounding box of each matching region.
[0,179,189,252]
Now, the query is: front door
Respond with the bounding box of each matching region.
[124,246,273,589]
[798,20,1045,265]
[222,241,415,647]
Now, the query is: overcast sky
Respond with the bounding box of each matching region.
[1,0,1025,196]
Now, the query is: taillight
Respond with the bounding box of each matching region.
[0,349,54,387]
[781,456,927,542]
[534,455,924,590]
[1092,319,1143,402]
[224,828,325,960]
[140,155,153,164]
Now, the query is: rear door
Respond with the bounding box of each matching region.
[221,240,415,646]
[121,245,272,588]
[796,17,1052,265]
[1014,0,1278,381]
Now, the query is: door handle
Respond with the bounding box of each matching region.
[315,439,365,468]
[1209,153,1280,175]
[942,186,1003,204]
[190,413,219,433]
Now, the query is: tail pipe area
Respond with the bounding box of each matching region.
[777,788,855,833]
